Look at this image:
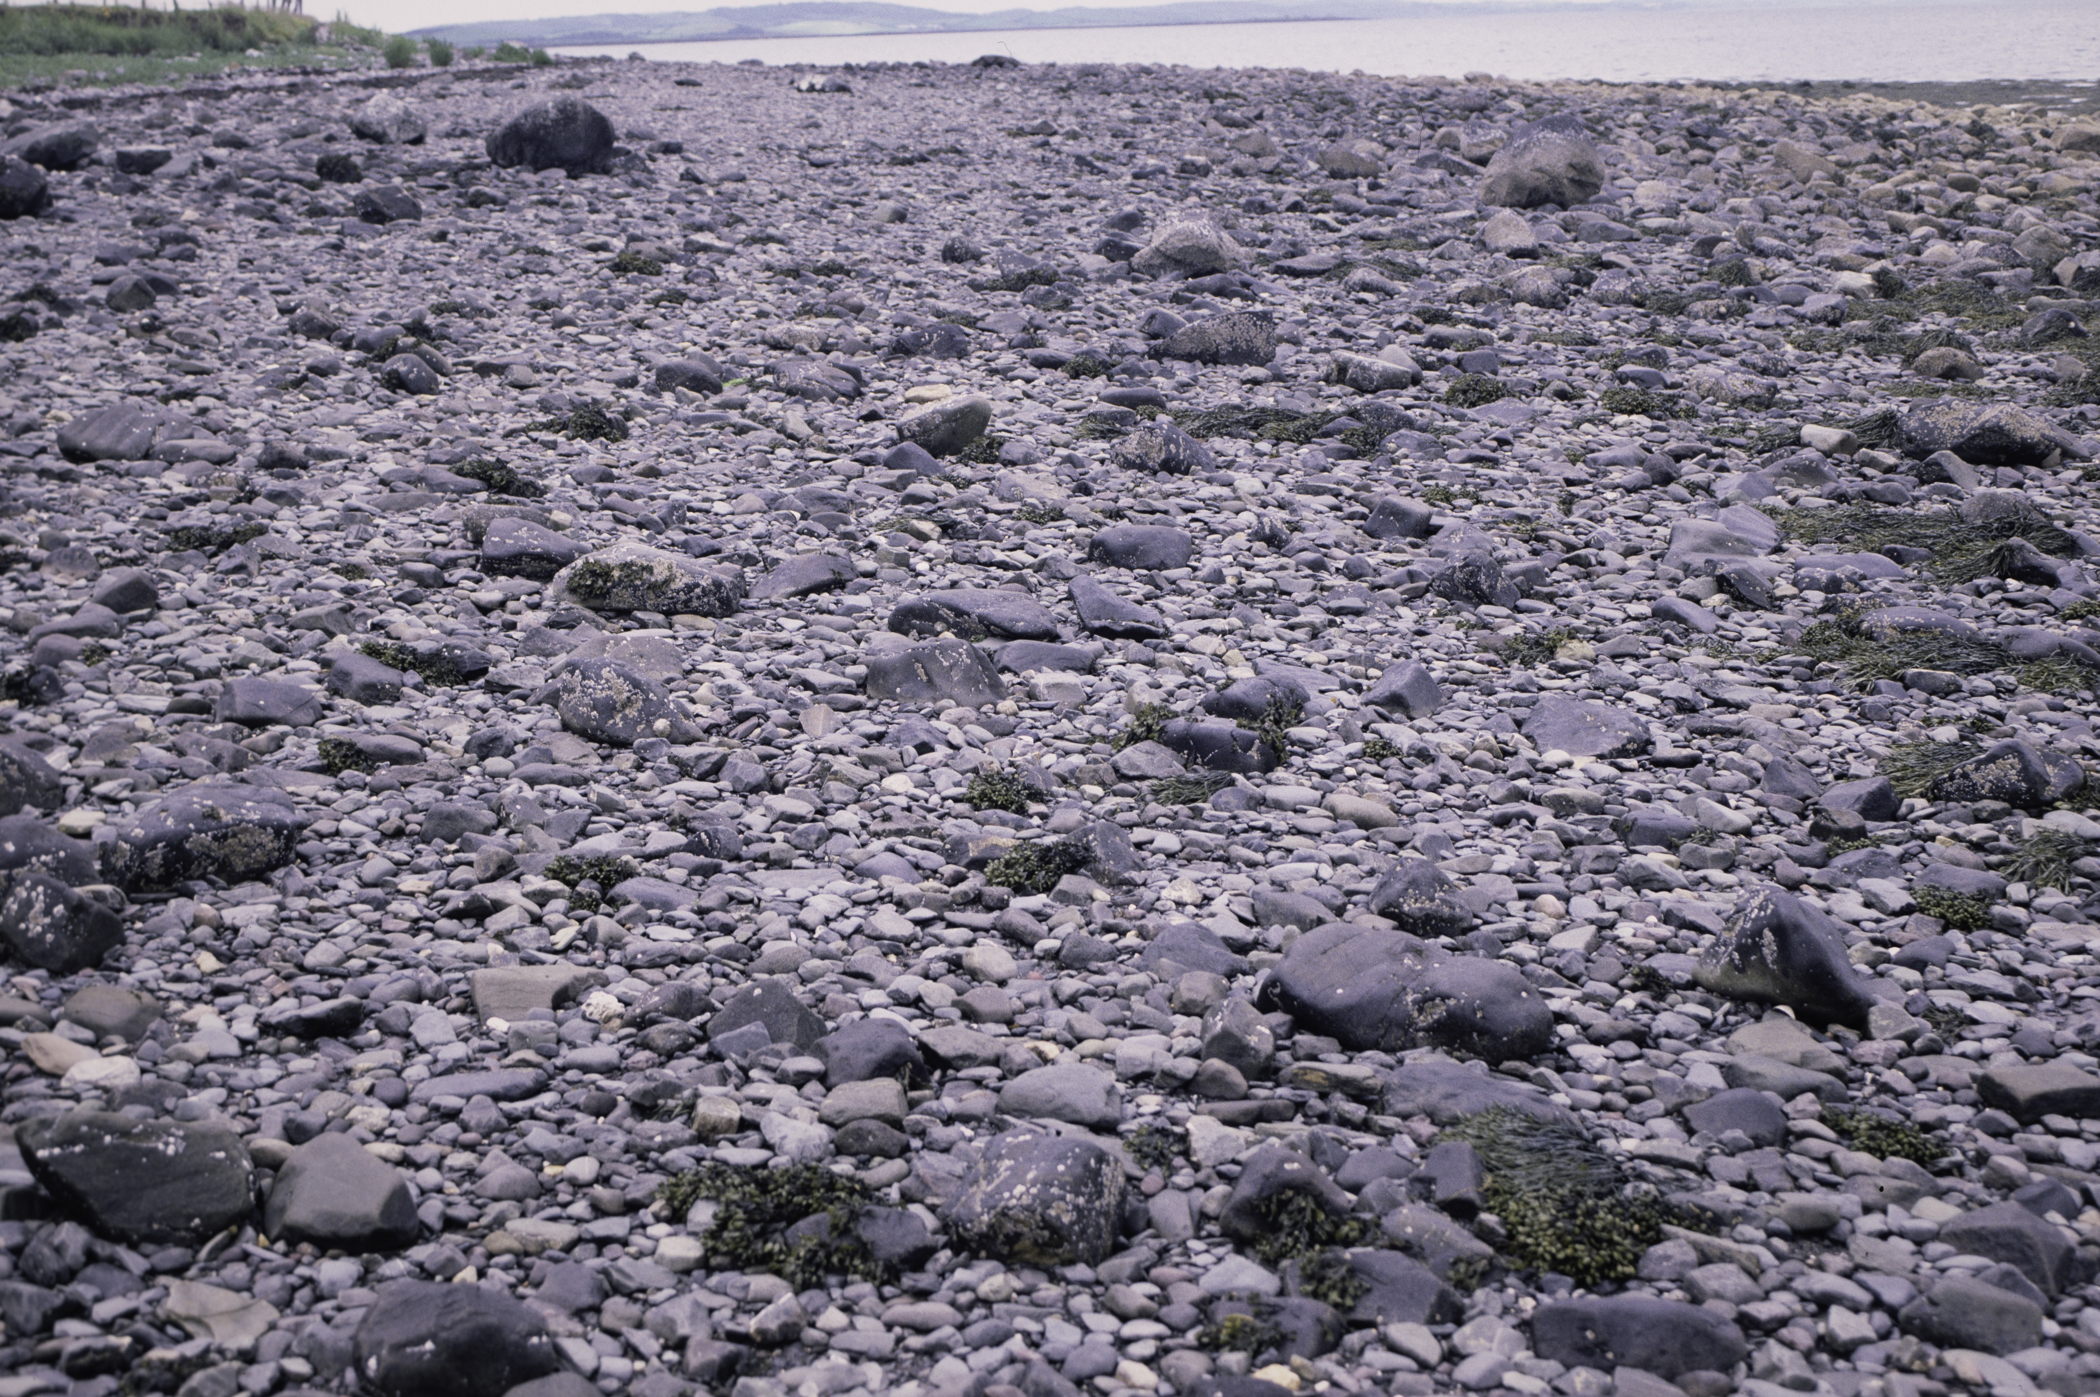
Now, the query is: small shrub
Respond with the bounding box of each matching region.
[965,766,1032,815]
[463,45,486,58]
[529,46,552,66]
[382,35,416,68]
[426,38,453,66]
[1248,693,1304,761]
[492,40,530,62]
[984,839,1090,896]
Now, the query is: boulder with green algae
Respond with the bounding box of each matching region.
[547,539,745,617]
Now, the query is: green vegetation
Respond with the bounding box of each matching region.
[1247,1186,1374,1266]
[1821,1105,1947,1167]
[1794,609,2096,695]
[1245,693,1304,761]
[358,640,471,686]
[1199,1312,1283,1355]
[426,37,453,66]
[453,459,546,498]
[1295,1249,1370,1311]
[609,251,664,277]
[492,40,531,62]
[382,34,415,67]
[1443,373,1509,409]
[2007,827,2088,891]
[1500,627,1582,667]
[1444,1106,1699,1286]
[530,46,553,66]
[1112,701,1170,751]
[164,521,267,554]
[0,4,388,87]
[1878,740,1984,798]
[1151,772,1236,805]
[1913,885,1994,931]
[1064,354,1113,379]
[544,853,640,891]
[315,152,363,185]
[1360,735,1401,762]
[516,402,630,443]
[1599,386,1694,419]
[984,838,1091,896]
[656,1162,879,1289]
[331,562,370,581]
[1013,501,1065,526]
[955,433,1007,465]
[1121,1122,1187,1174]
[964,766,1032,815]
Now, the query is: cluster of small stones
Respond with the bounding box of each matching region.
[2,48,2100,1397]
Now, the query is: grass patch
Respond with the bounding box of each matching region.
[1151,772,1235,805]
[964,766,1032,815]
[1444,1105,1698,1287]
[656,1162,879,1289]
[0,4,386,87]
[1821,1105,1947,1168]
[984,838,1090,896]
[1913,885,1994,930]
[2006,827,2087,891]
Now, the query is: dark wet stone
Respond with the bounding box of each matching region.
[1695,885,1877,1030]
[1088,526,1194,570]
[1900,400,2083,468]
[18,1109,254,1247]
[1929,739,2082,811]
[1263,921,1548,1060]
[1156,311,1276,366]
[481,518,588,582]
[751,553,857,600]
[264,1133,420,1254]
[864,638,1009,708]
[0,874,121,973]
[215,678,323,728]
[1107,420,1216,475]
[105,783,304,891]
[0,739,62,816]
[941,1131,1126,1266]
[1530,1296,1748,1380]
[709,978,825,1051]
[353,1280,559,1397]
[1898,1274,2043,1355]
[1480,114,1606,208]
[485,97,617,176]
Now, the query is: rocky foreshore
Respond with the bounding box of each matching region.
[1,50,2099,1397]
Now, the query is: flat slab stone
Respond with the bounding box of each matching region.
[468,965,609,1025]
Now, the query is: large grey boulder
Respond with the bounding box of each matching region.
[895,394,993,457]
[552,658,697,747]
[55,402,178,464]
[2,122,97,171]
[264,1133,421,1253]
[1521,695,1652,760]
[998,1062,1123,1129]
[1480,115,1606,208]
[1108,420,1216,475]
[105,783,305,891]
[0,874,122,973]
[863,638,1008,708]
[1130,218,1246,276]
[348,94,426,145]
[485,97,616,175]
[1261,922,1551,1061]
[0,155,50,219]
[18,1109,254,1247]
[549,540,745,617]
[353,1280,559,1397]
[1088,526,1194,570]
[942,1131,1126,1267]
[1157,311,1276,366]
[1695,886,1878,1030]
[1898,1274,2044,1355]
[1530,1296,1748,1380]
[1900,400,2087,466]
[890,589,1059,641]
[0,739,62,816]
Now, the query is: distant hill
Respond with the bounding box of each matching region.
[410,0,1451,47]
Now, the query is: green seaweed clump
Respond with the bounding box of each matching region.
[317,738,381,776]
[1795,614,2012,689]
[164,521,267,554]
[1199,1312,1283,1355]
[1500,627,1581,668]
[0,309,36,343]
[1246,693,1305,762]
[1877,740,1985,798]
[1821,1106,1946,1168]
[1112,701,1171,752]
[1295,1248,1370,1311]
[1151,772,1236,805]
[358,640,468,686]
[1064,354,1113,378]
[2007,827,2088,891]
[545,854,641,891]
[1122,1122,1187,1173]
[1766,502,2079,585]
[655,1162,879,1289]
[1599,386,1692,419]
[331,562,369,581]
[454,459,546,498]
[985,838,1091,896]
[965,766,1033,815]
[1013,501,1065,526]
[1913,885,1994,931]
[1248,1185,1374,1265]
[1360,735,1401,762]
[518,402,630,443]
[1443,373,1509,409]
[1170,404,1323,443]
[1444,1106,1687,1286]
[955,433,1006,464]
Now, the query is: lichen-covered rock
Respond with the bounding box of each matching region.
[0,873,122,973]
[1480,114,1607,208]
[549,540,745,617]
[104,783,305,891]
[941,1131,1126,1266]
[1695,885,1879,1030]
[553,658,698,747]
[1261,921,1551,1060]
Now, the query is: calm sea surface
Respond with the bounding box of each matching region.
[554,1,2097,83]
